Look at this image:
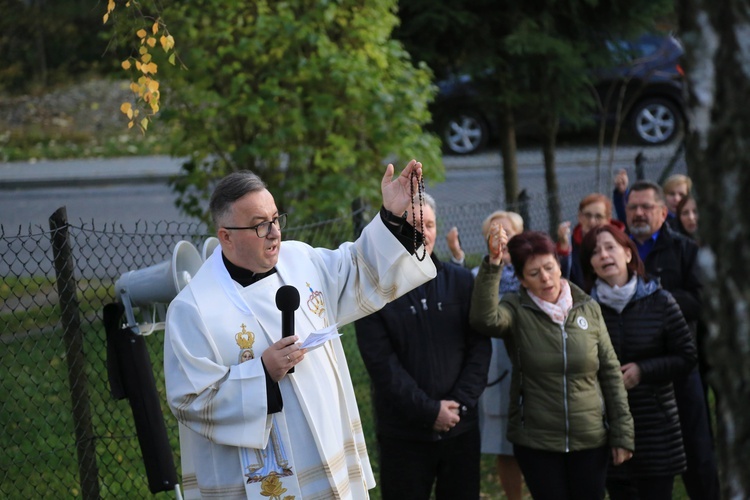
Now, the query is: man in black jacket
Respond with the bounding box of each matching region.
[354,193,491,500]
[625,180,719,500]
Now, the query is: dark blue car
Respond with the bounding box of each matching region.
[432,34,686,155]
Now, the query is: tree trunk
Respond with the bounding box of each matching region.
[679,1,750,498]
[499,103,520,211]
[541,116,561,236]
[32,0,48,87]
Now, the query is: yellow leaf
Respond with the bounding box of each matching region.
[135,61,142,71]
[129,82,140,93]
[147,37,157,48]
[120,102,133,119]
[128,121,134,129]
[160,35,175,52]
[145,62,158,74]
[103,12,109,24]
[136,29,147,39]
[147,79,159,92]
[137,76,147,85]
[141,53,152,64]
[150,101,160,113]
[169,53,176,65]
[152,21,159,35]
[121,60,131,70]
[141,118,149,131]
[107,0,115,12]
[139,46,148,55]
[126,1,130,6]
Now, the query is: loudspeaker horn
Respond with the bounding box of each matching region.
[201,237,220,261]
[115,240,203,333]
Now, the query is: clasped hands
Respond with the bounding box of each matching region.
[487,223,509,266]
[433,400,461,433]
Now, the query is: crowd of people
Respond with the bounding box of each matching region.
[163,163,717,500]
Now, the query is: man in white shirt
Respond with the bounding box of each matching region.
[164,161,436,499]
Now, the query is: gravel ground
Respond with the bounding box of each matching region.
[0,79,134,134]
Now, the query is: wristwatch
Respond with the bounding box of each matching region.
[380,206,407,228]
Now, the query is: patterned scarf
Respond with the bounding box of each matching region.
[527,279,573,326]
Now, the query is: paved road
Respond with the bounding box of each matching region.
[0,143,685,275]
[1,184,188,230]
[0,142,682,228]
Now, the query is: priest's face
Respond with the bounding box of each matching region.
[218,189,282,273]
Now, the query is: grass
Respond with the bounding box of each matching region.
[0,77,175,163]
[0,276,112,333]
[1,315,181,497]
[0,125,170,163]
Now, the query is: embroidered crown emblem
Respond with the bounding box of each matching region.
[235,324,256,349]
[306,282,326,318]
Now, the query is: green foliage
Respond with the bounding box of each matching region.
[153,0,443,223]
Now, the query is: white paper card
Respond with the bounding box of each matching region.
[300,323,341,351]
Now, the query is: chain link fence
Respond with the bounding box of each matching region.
[0,149,685,498]
[432,148,687,262]
[0,207,369,498]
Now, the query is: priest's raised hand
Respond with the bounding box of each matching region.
[381,159,422,217]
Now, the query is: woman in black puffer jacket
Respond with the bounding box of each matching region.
[580,225,697,500]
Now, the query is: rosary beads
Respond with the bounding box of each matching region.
[410,170,427,262]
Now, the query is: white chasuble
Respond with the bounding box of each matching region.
[164,215,436,499]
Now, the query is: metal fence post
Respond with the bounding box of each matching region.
[635,152,646,181]
[657,139,686,185]
[351,197,368,239]
[517,189,531,231]
[49,207,101,500]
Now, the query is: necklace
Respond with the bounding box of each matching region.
[410,170,427,261]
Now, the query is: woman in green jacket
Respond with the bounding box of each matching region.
[469,228,634,500]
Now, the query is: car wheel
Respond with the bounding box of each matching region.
[629,97,682,145]
[441,112,489,155]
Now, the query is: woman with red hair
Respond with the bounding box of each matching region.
[470,228,634,500]
[557,193,625,288]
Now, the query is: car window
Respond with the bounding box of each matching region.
[635,41,660,58]
[605,40,638,65]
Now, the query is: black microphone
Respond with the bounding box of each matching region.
[275,285,300,373]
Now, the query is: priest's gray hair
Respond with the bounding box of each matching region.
[410,191,436,217]
[210,170,267,228]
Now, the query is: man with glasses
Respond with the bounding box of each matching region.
[556,193,625,288]
[624,180,719,500]
[164,162,436,499]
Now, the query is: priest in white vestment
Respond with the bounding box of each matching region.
[164,161,436,499]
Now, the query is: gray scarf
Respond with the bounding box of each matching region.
[594,275,637,313]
